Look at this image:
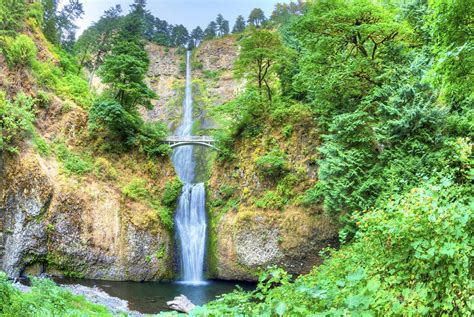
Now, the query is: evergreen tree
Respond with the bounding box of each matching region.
[41,0,84,48]
[215,14,229,36]
[232,15,246,33]
[170,24,189,47]
[204,21,217,39]
[248,8,266,27]
[153,18,171,46]
[190,26,204,47]
[75,5,122,80]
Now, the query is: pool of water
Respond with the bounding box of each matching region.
[56,278,255,314]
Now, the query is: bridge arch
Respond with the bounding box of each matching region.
[162,136,218,150]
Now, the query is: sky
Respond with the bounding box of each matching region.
[76,0,290,35]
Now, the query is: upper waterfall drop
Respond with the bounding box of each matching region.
[172,50,208,285]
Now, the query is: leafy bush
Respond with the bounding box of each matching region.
[32,133,50,156]
[157,207,174,231]
[3,34,37,68]
[94,157,118,180]
[137,121,171,157]
[199,176,473,315]
[161,177,183,208]
[0,91,35,154]
[255,149,288,179]
[88,99,170,156]
[255,191,287,210]
[31,55,93,108]
[0,273,112,316]
[122,178,149,200]
[0,0,26,35]
[54,143,93,175]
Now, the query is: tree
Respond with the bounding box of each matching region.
[235,29,283,101]
[153,17,171,46]
[190,26,204,47]
[75,5,123,82]
[57,0,84,49]
[216,14,229,36]
[248,8,266,27]
[98,41,155,110]
[41,0,84,48]
[270,1,307,25]
[232,15,246,33]
[170,24,189,47]
[204,21,217,40]
[98,0,155,110]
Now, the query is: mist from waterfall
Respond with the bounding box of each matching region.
[172,50,207,284]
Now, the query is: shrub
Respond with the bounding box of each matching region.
[94,157,118,180]
[4,34,37,68]
[54,143,93,175]
[161,177,183,208]
[255,191,287,210]
[137,121,171,157]
[0,91,35,154]
[255,149,288,179]
[122,178,149,200]
[0,0,26,35]
[32,133,50,156]
[0,273,112,316]
[158,207,174,230]
[88,99,141,145]
[88,99,170,156]
[199,176,473,315]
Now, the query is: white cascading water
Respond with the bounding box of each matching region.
[172,50,207,284]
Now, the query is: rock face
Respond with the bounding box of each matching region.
[207,103,340,281]
[214,209,339,281]
[141,43,184,130]
[0,99,176,280]
[1,149,174,281]
[194,36,240,108]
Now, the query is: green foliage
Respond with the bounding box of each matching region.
[94,157,118,180]
[255,191,287,210]
[31,53,93,108]
[427,0,473,109]
[161,177,183,208]
[235,29,284,101]
[32,133,50,156]
[199,176,473,315]
[157,207,174,231]
[88,99,170,156]
[98,40,155,110]
[122,178,149,200]
[54,143,93,175]
[255,149,288,179]
[0,91,36,154]
[0,0,26,35]
[3,34,37,68]
[0,273,112,316]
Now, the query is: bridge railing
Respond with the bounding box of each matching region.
[163,136,215,142]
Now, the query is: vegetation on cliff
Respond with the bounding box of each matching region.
[0,0,472,315]
[202,0,472,315]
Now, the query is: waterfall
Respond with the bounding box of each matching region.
[172,50,207,284]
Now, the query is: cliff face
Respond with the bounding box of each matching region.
[142,43,184,130]
[1,102,176,280]
[0,26,177,281]
[206,113,339,281]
